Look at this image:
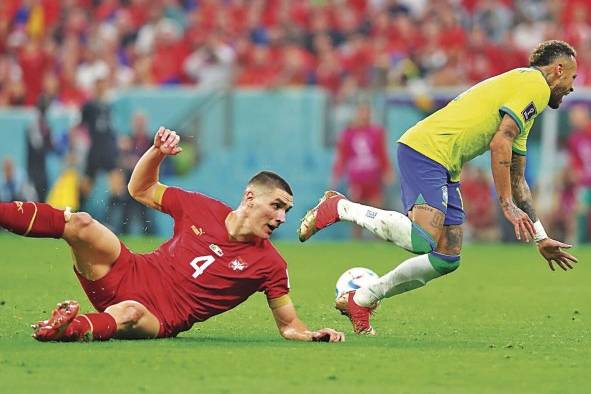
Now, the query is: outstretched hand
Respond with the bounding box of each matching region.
[311,328,345,343]
[501,202,535,242]
[537,238,578,271]
[154,127,182,156]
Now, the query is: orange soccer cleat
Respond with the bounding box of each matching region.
[335,291,377,335]
[32,300,87,342]
[297,191,345,242]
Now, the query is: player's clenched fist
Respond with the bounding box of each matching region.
[154,126,182,156]
[312,328,346,342]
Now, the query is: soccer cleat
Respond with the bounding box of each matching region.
[297,191,345,242]
[32,300,85,342]
[335,291,376,335]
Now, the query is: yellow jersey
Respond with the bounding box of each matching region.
[398,68,550,182]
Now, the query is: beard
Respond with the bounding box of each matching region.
[548,93,562,109]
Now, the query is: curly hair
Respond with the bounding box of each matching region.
[529,40,576,67]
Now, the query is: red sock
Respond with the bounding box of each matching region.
[64,312,117,341]
[0,202,65,238]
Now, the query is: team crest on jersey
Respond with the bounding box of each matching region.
[209,243,223,257]
[229,257,248,271]
[521,102,537,121]
[191,225,204,236]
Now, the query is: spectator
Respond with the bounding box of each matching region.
[114,111,156,235]
[331,103,394,239]
[460,164,499,242]
[546,166,577,244]
[1,0,591,106]
[79,74,121,216]
[26,93,53,201]
[566,104,591,243]
[183,34,236,90]
[0,157,37,202]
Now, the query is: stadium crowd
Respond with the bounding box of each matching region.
[1,0,591,243]
[1,0,591,107]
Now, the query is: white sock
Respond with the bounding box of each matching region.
[337,199,414,250]
[353,254,442,307]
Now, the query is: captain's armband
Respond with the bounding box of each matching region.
[268,295,292,310]
[153,182,168,209]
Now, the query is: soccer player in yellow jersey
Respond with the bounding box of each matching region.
[298,40,579,335]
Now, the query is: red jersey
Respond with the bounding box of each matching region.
[147,187,290,333]
[567,129,591,187]
[333,125,391,186]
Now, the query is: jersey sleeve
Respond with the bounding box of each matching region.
[159,186,219,218]
[260,253,290,301]
[499,70,550,140]
[511,122,532,156]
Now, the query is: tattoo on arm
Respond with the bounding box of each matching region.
[500,122,519,141]
[513,183,537,221]
[515,198,538,222]
[509,154,538,221]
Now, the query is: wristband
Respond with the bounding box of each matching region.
[533,220,548,243]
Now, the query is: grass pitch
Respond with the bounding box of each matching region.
[0,235,589,394]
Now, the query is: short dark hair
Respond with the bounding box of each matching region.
[248,171,293,196]
[529,40,576,67]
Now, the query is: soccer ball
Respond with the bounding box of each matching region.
[335,267,379,301]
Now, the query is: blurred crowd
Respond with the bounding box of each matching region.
[2,0,591,242]
[2,0,591,108]
[0,97,160,235]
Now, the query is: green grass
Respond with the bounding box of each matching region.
[0,234,590,393]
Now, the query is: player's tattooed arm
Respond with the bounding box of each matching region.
[490,114,535,241]
[490,115,519,205]
[510,153,538,222]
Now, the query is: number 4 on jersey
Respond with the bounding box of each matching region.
[190,255,216,278]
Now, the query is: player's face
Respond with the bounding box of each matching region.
[249,187,293,239]
[549,57,577,109]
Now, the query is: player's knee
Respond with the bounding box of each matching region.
[67,212,96,241]
[408,223,436,254]
[428,251,460,275]
[106,301,146,328]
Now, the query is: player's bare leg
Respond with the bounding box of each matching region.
[105,300,161,339]
[0,202,159,340]
[62,211,121,280]
[0,202,120,280]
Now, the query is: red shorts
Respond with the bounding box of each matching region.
[74,243,181,338]
[348,182,383,202]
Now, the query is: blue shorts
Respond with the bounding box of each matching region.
[397,143,464,226]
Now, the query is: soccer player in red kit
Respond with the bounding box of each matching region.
[0,127,344,343]
[332,103,394,239]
